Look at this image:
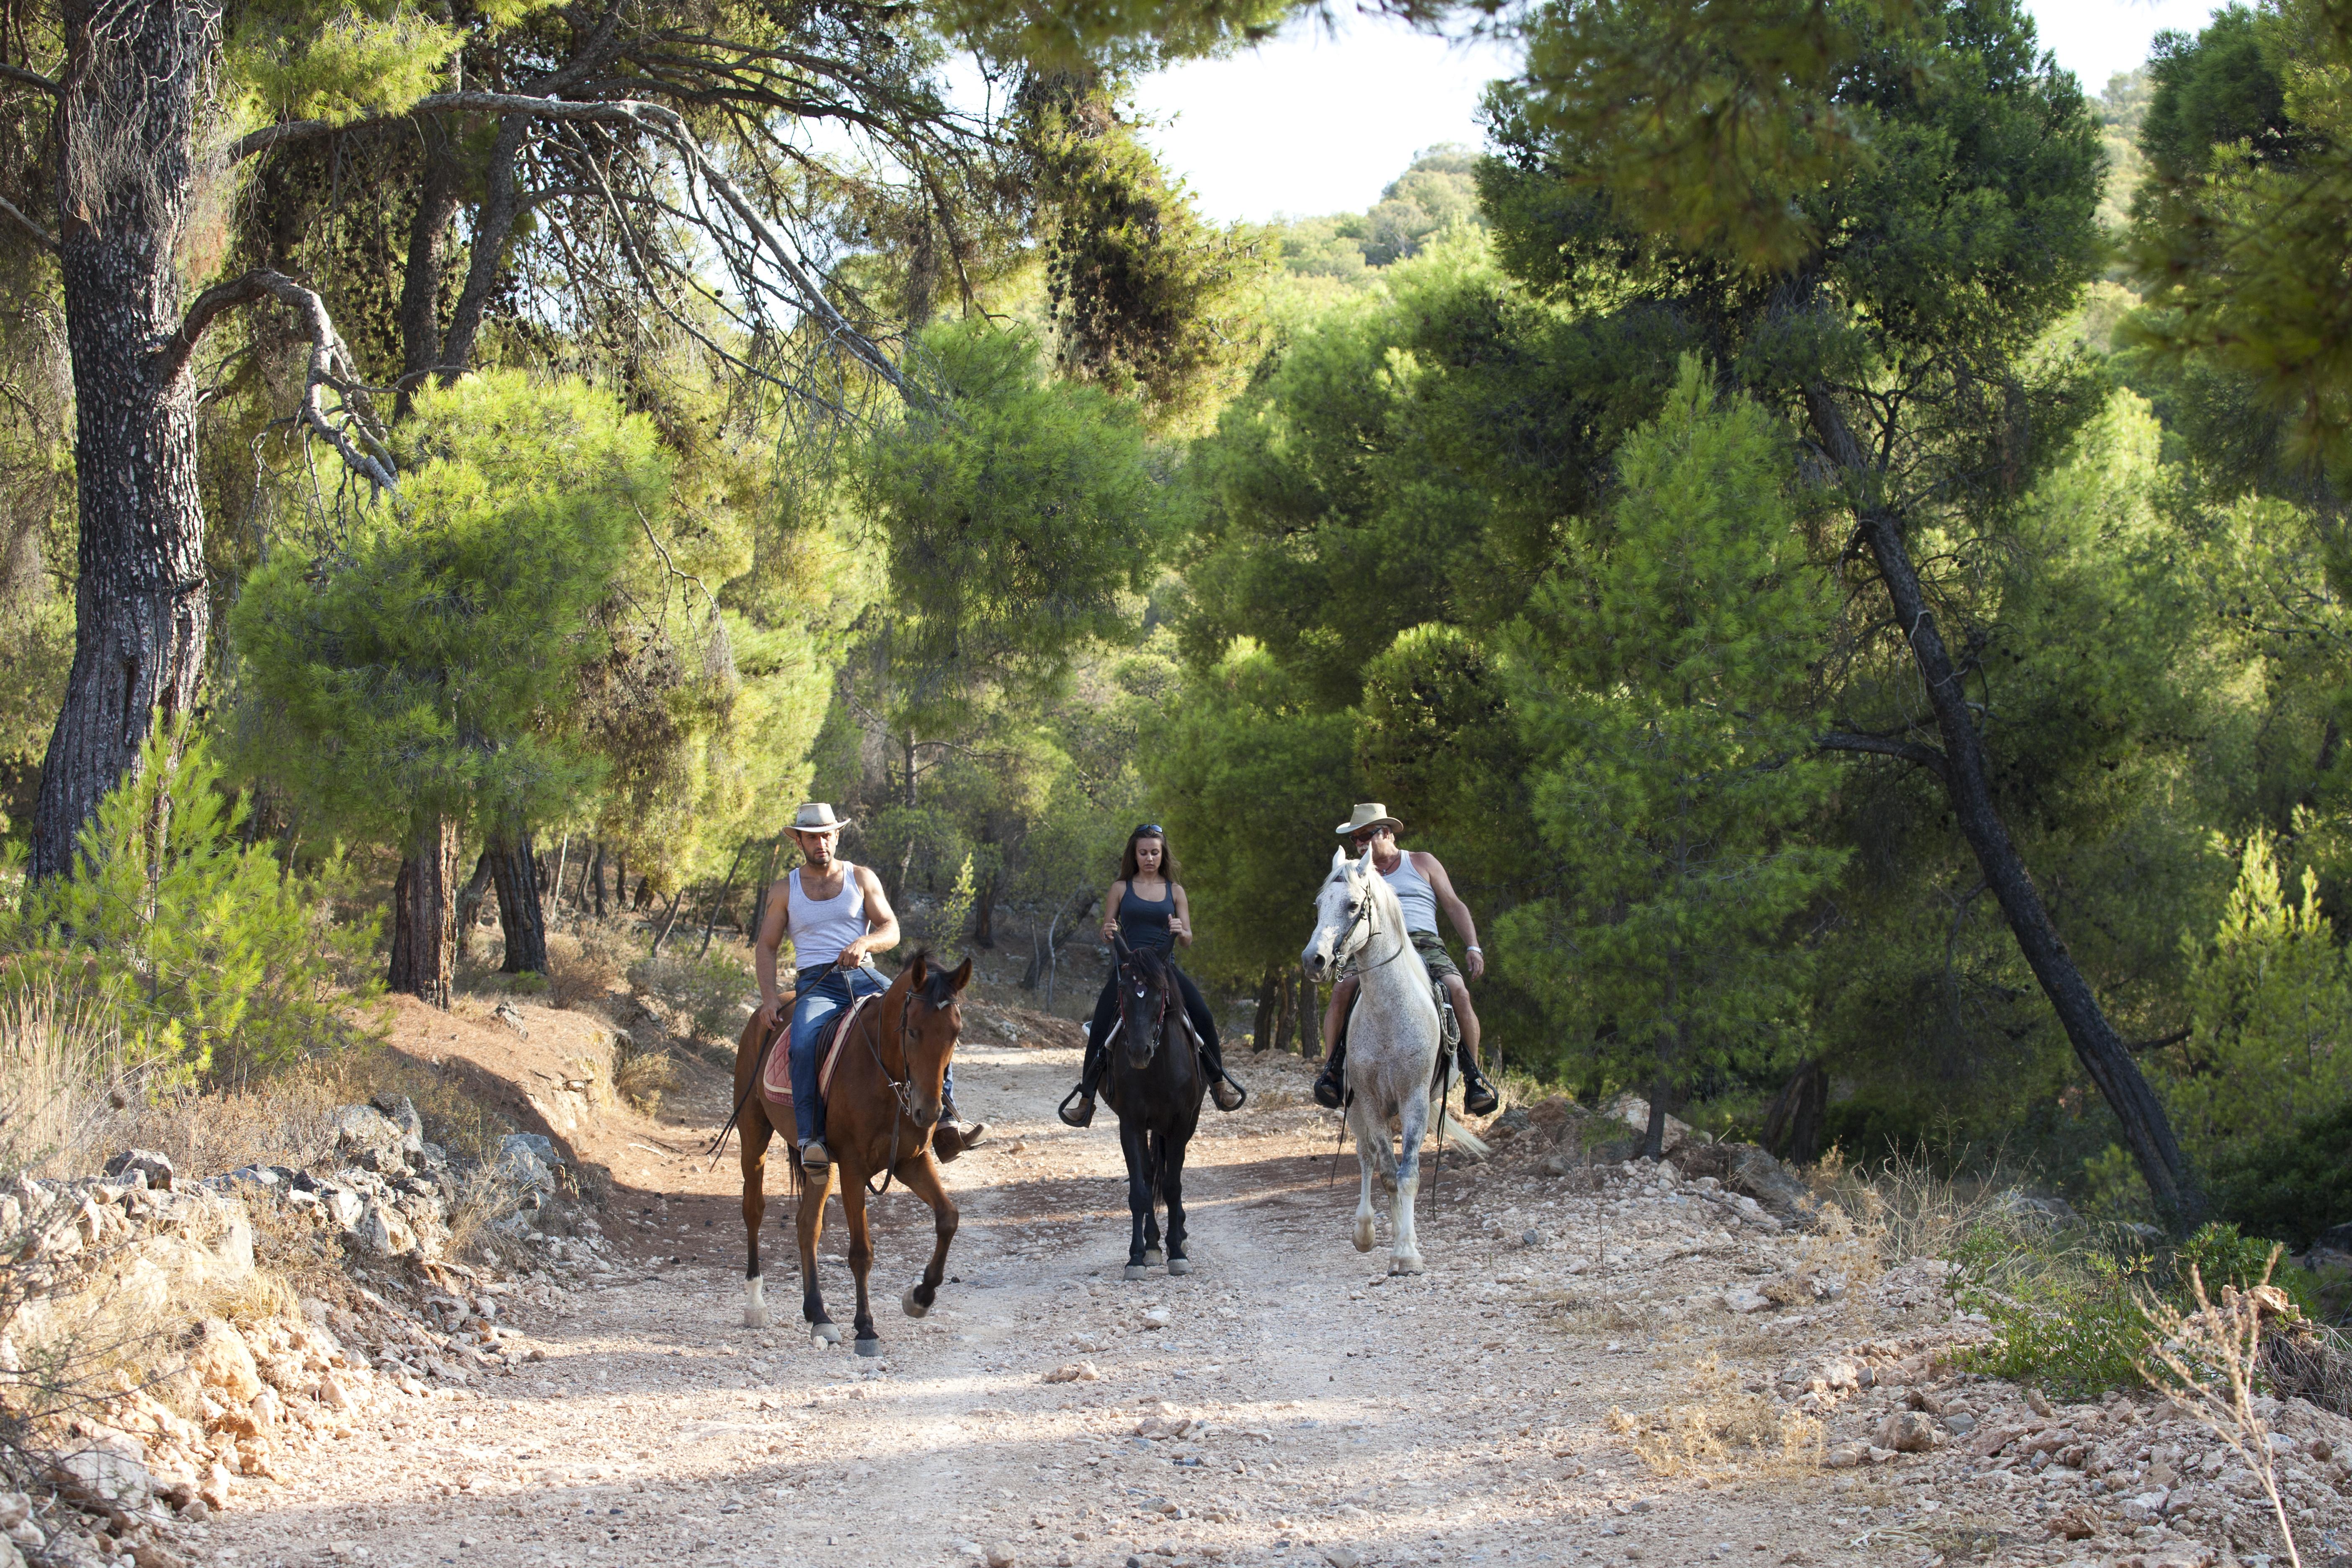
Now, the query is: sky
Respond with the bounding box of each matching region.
[1127,0,2233,225]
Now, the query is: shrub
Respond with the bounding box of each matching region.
[1949,1217,2326,1399]
[628,947,752,1044]
[2200,1099,2352,1248]
[0,726,383,1083]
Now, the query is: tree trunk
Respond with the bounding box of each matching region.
[388,816,459,1006]
[1252,965,1280,1052]
[454,849,495,960]
[490,831,548,975]
[1805,385,2205,1228]
[28,0,224,882]
[1762,1057,1830,1166]
[973,866,998,948]
[394,114,462,413]
[589,842,607,918]
[696,843,748,958]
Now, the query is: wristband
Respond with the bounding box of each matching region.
[1466,945,1483,954]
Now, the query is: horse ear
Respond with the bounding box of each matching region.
[1355,846,1376,876]
[1330,846,1349,872]
[949,956,973,993]
[905,951,928,989]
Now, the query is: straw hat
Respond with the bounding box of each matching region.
[788,802,852,836]
[1334,802,1404,837]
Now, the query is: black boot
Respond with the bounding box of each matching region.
[1058,1044,1107,1128]
[1311,1039,1347,1109]
[1203,1038,1245,1112]
[1457,1041,1498,1117]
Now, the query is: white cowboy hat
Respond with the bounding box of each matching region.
[788,802,852,836]
[1334,802,1403,837]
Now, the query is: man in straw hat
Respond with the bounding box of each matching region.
[1311,803,1499,1117]
[753,802,985,1171]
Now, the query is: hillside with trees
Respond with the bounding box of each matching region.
[5,2,2352,1503]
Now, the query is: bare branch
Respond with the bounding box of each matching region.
[0,64,57,95]
[165,270,397,493]
[1815,728,1950,781]
[0,191,56,252]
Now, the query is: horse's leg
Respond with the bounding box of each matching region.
[1390,1087,1429,1276]
[797,1156,841,1346]
[740,1096,775,1328]
[1119,1118,1153,1280]
[893,1153,958,1318]
[1142,1128,1165,1268]
[840,1167,880,1356]
[1350,1094,1380,1254]
[1162,1129,1192,1276]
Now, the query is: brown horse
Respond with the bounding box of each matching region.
[732,951,972,1354]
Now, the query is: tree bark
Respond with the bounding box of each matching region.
[454,849,495,960]
[696,842,748,958]
[1252,965,1279,1052]
[394,115,462,413]
[491,831,548,975]
[28,0,224,881]
[1805,384,2205,1228]
[388,816,459,1006]
[973,865,998,948]
[588,841,607,919]
[1762,1057,1829,1165]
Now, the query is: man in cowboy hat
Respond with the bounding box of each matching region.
[1312,803,1499,1117]
[752,802,985,1171]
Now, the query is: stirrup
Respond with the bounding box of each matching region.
[1058,1083,1096,1128]
[798,1139,831,1171]
[1311,1056,1345,1110]
[1458,1059,1498,1117]
[1210,1073,1245,1112]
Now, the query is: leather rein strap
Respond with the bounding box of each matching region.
[859,983,924,1196]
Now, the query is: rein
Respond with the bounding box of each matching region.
[1110,932,1174,1066]
[858,983,926,1197]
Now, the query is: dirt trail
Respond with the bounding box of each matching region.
[183,1025,2315,1568]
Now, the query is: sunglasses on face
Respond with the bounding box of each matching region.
[1352,827,1392,844]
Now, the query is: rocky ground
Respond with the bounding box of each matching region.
[12,997,2349,1568]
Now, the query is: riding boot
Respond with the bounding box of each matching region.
[1202,1037,1245,1111]
[1456,1040,1499,1117]
[1311,1038,1347,1110]
[933,1089,988,1164]
[1058,1040,1108,1128]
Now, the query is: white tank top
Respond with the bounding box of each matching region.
[787,862,869,972]
[1380,853,1440,936]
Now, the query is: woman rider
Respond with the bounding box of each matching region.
[1058,823,1245,1127]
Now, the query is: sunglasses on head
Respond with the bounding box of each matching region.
[1134,824,1164,838]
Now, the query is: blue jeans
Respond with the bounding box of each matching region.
[789,963,957,1146]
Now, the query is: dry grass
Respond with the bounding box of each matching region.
[611,1036,676,1115]
[1614,1354,1825,1478]
[548,921,630,1011]
[0,985,136,1181]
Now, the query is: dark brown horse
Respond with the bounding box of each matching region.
[732,951,972,1354]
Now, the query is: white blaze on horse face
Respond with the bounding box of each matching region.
[1304,860,1371,979]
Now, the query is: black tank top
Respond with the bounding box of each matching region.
[1118,880,1176,952]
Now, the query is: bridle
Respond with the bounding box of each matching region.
[858,976,936,1196]
[1327,871,1406,980]
[1111,932,1174,1066]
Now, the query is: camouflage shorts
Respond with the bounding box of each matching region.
[1349,929,1459,984]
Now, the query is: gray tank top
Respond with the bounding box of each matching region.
[1380,853,1439,935]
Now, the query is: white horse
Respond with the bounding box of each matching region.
[1302,845,1478,1274]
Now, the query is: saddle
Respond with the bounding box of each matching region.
[758,991,881,1114]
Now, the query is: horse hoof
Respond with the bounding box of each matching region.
[901,1288,930,1319]
[855,1336,882,1358]
[1123,1264,1150,1281]
[1167,1256,1193,1276]
[812,1322,841,1346]
[744,1305,772,1329]
[1390,1256,1426,1277]
[1144,1248,1165,1267]
[1353,1219,1375,1253]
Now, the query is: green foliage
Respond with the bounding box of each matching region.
[861,320,1164,736]
[227,1,462,128]
[1140,642,1361,982]
[2200,1098,2352,1246]
[1019,76,1269,429]
[1949,1217,2325,1398]
[2174,829,2352,1142]
[1270,146,1488,284]
[0,727,381,1081]
[231,372,663,841]
[2124,0,2352,470]
[1498,359,1846,1097]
